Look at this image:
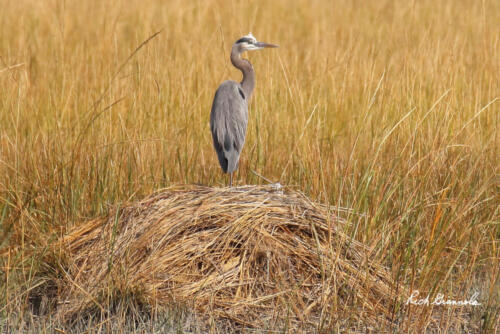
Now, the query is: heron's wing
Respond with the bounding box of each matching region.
[210,81,248,154]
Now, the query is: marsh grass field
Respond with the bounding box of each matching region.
[0,0,499,332]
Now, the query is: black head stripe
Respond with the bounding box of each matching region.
[236,37,254,44]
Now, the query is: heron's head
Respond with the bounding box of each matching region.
[234,33,278,53]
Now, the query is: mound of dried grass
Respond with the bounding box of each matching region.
[56,185,400,330]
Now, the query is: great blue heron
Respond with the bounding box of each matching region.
[210,33,278,186]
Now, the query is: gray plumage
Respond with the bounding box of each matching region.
[210,81,248,174]
[210,33,278,186]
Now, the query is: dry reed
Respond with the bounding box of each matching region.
[56,185,399,330]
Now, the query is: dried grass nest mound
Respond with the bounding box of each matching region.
[57,185,399,329]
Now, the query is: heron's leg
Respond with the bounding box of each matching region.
[229,173,233,187]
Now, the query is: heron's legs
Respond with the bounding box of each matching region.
[229,173,233,187]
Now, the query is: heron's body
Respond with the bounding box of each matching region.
[210,33,277,186]
[210,80,248,174]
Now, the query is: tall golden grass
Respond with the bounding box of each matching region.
[0,0,498,332]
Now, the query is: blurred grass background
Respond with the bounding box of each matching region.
[0,0,498,331]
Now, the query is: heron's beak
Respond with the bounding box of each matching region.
[255,41,279,49]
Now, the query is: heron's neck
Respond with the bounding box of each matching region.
[231,48,255,100]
